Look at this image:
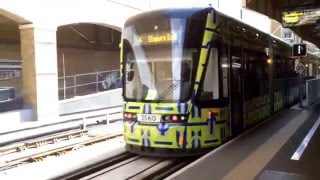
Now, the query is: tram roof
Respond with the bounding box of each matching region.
[124,7,208,26]
[125,6,293,50]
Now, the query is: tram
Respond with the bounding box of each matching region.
[120,6,310,156]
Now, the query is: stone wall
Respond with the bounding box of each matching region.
[0,44,21,60]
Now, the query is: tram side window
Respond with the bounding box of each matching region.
[200,48,219,101]
[244,52,257,100]
[287,58,298,78]
[244,51,269,100]
[220,46,229,98]
[198,45,229,106]
[198,48,228,107]
[275,55,286,79]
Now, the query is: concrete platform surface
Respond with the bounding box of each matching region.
[167,103,320,180]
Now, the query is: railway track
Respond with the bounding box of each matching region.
[0,120,123,157]
[63,154,197,180]
[0,129,88,156]
[0,121,194,179]
[0,133,123,171]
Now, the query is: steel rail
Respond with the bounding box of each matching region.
[126,159,176,180]
[127,157,196,180]
[81,156,144,180]
[149,159,196,180]
[0,133,123,170]
[77,155,197,180]
[58,152,134,180]
[0,129,88,156]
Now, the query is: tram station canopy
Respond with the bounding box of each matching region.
[246,0,320,47]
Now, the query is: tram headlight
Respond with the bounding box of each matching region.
[171,115,178,121]
[163,115,170,121]
[124,113,137,120]
[162,114,188,122]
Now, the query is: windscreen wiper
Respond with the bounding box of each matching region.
[153,80,182,103]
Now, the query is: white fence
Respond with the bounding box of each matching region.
[59,88,122,115]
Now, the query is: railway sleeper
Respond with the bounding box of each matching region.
[55,151,66,156]
[17,146,26,152]
[30,157,44,162]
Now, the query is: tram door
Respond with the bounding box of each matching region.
[230,47,243,136]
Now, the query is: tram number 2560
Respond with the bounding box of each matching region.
[137,114,161,122]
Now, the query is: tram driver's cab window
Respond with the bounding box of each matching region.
[199,48,219,101]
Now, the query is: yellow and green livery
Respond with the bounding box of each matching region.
[120,6,305,156]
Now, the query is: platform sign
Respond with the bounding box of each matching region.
[295,62,305,74]
[282,8,320,27]
[292,44,307,57]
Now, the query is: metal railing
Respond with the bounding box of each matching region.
[60,105,123,129]
[58,70,121,100]
[306,78,320,106]
[0,70,22,80]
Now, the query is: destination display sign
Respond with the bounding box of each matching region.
[292,44,307,57]
[282,8,320,27]
[138,32,178,45]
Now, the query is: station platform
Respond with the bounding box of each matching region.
[167,102,320,180]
